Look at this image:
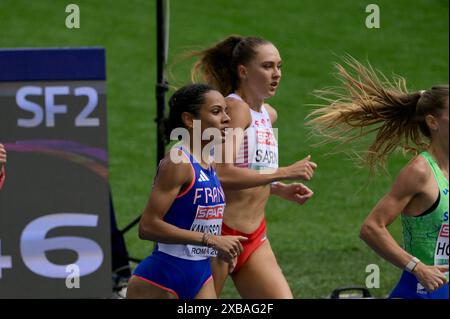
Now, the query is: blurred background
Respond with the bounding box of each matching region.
[0,0,448,298]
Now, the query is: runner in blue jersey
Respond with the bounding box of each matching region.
[126,84,247,299]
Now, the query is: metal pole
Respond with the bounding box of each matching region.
[120,0,169,250]
[156,0,169,165]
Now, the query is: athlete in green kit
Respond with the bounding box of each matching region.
[402,151,448,272]
[307,57,448,299]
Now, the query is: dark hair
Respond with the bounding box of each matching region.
[307,56,449,172]
[190,35,271,96]
[162,83,214,144]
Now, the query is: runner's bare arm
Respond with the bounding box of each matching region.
[360,160,448,291]
[360,161,428,268]
[264,103,278,125]
[139,154,247,258]
[270,182,314,205]
[138,156,205,245]
[216,99,316,190]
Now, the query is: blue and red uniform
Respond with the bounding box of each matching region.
[132,146,226,299]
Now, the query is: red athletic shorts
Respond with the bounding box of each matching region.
[221,218,267,274]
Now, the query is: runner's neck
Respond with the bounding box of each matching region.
[235,89,264,112]
[428,146,449,181]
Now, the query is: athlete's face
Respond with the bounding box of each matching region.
[197,90,230,143]
[239,43,282,99]
[428,97,449,150]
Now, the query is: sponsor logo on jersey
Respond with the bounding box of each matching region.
[195,204,225,220]
[440,224,449,237]
[197,170,210,182]
[256,129,277,146]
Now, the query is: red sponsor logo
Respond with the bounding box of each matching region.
[195,204,224,220]
[440,224,449,237]
[256,130,276,146]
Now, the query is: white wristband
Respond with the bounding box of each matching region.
[271,181,280,186]
[405,257,420,273]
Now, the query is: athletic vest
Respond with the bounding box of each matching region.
[227,93,279,172]
[156,147,226,260]
[402,151,449,271]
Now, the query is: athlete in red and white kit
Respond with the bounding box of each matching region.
[190,35,317,298]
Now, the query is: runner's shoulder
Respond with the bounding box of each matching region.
[263,103,278,124]
[397,154,432,188]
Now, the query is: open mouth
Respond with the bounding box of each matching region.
[270,81,278,89]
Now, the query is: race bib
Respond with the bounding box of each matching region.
[435,223,449,279]
[249,128,278,172]
[186,204,224,258]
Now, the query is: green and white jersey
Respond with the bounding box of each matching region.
[402,152,449,270]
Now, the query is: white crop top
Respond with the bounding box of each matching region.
[226,93,279,172]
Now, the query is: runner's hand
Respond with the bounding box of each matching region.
[275,182,314,205]
[284,155,317,181]
[211,235,247,262]
[413,263,448,292]
[217,253,238,274]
